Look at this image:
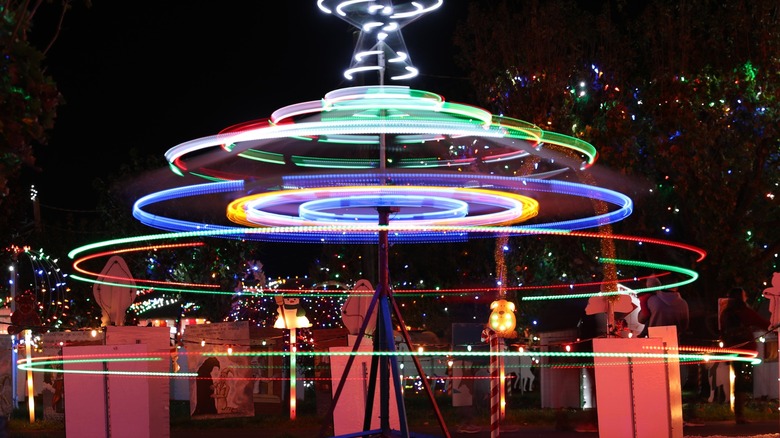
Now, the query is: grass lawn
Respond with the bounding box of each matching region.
[8,387,779,434]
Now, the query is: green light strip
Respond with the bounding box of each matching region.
[23,357,162,367]
[19,366,197,378]
[17,349,758,378]
[522,258,699,301]
[188,172,228,182]
[537,130,598,165]
[600,257,699,288]
[238,149,286,165]
[69,227,703,300]
[316,135,380,144]
[291,155,378,169]
[205,350,753,363]
[168,162,185,177]
[69,274,237,295]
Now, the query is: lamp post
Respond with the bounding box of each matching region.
[274,295,311,420]
[486,298,518,438]
[7,257,18,416]
[24,329,34,423]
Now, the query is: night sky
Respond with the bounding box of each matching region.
[30,1,469,210]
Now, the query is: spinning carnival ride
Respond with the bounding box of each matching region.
[19,1,760,437]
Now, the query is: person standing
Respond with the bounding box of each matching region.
[637,277,662,337]
[639,281,696,423]
[641,282,690,339]
[719,287,772,424]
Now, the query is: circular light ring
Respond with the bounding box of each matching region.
[70,242,221,290]
[316,4,442,82]
[317,1,444,24]
[168,119,545,176]
[280,173,632,233]
[521,258,701,301]
[17,354,190,378]
[320,89,479,121]
[190,147,532,177]
[167,119,493,162]
[322,86,444,106]
[133,174,632,242]
[165,86,597,178]
[19,343,756,378]
[17,348,761,380]
[266,87,449,125]
[226,186,539,228]
[299,194,469,222]
[68,227,705,298]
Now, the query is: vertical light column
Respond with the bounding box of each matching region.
[729,363,735,413]
[275,295,309,421]
[499,355,506,419]
[25,329,34,423]
[8,261,18,410]
[289,327,297,420]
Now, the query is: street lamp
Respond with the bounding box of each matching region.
[274,296,311,420]
[487,298,518,435]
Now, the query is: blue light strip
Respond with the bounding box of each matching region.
[131,173,631,244]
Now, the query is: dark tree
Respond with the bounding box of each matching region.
[454,0,780,340]
[0,1,84,246]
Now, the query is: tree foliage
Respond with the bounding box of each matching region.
[453,0,780,339]
[0,1,76,240]
[8,1,780,343]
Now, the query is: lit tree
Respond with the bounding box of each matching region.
[453,0,780,340]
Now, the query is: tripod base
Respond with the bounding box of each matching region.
[328,335,401,435]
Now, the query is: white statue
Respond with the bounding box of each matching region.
[762,272,780,328]
[93,255,137,326]
[341,279,377,335]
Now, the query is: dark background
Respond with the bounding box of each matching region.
[30,1,470,209]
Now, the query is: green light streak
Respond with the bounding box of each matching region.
[188,172,227,182]
[291,155,378,169]
[206,350,753,364]
[69,274,235,295]
[21,357,162,367]
[238,149,286,165]
[17,348,758,378]
[19,366,197,378]
[599,257,699,289]
[168,162,185,177]
[522,257,699,301]
[316,135,380,144]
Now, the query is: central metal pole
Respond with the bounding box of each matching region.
[323,40,448,438]
[377,207,392,435]
[375,47,396,435]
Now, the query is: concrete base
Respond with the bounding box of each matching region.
[593,326,683,438]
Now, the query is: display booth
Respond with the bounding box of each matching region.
[62,326,170,438]
[593,325,683,438]
[329,334,401,436]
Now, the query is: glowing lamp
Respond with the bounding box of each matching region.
[274,296,311,329]
[273,295,310,421]
[488,299,518,338]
